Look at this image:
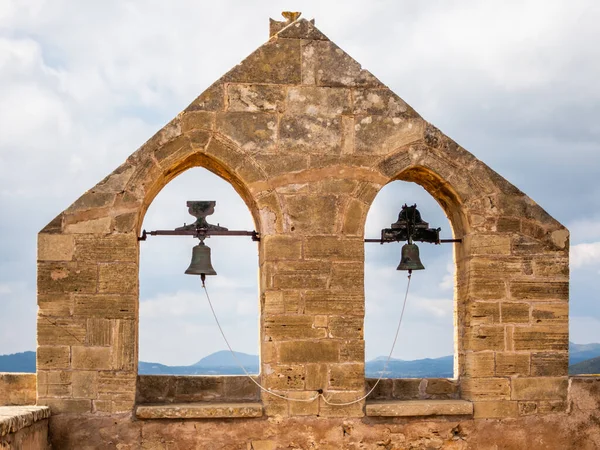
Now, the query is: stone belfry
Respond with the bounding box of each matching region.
[32,12,575,449]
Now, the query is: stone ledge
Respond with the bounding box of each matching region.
[135,402,263,419]
[0,406,51,437]
[366,400,473,417]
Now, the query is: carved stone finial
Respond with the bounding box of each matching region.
[282,11,302,23]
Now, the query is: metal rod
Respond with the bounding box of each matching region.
[139,229,260,241]
[364,238,462,244]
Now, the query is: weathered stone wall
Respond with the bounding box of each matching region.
[0,406,50,450]
[0,374,36,406]
[35,14,576,448]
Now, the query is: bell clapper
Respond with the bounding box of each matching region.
[201,273,206,287]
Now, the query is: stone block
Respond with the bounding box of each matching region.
[329,363,364,389]
[262,235,302,261]
[37,346,70,370]
[304,236,363,261]
[511,377,568,401]
[509,281,569,301]
[262,291,284,314]
[224,38,301,84]
[301,40,383,88]
[284,195,339,234]
[461,378,510,400]
[342,199,368,236]
[264,315,326,340]
[469,257,524,277]
[73,234,137,262]
[37,317,86,346]
[98,263,137,294]
[279,114,341,154]
[339,339,365,363]
[495,352,530,376]
[467,234,511,256]
[37,262,97,294]
[286,86,351,116]
[501,302,530,323]
[532,257,569,278]
[304,290,364,315]
[272,272,328,290]
[64,216,112,234]
[153,135,194,168]
[227,84,286,113]
[464,352,495,377]
[278,341,339,363]
[354,116,423,155]
[288,391,320,416]
[46,383,71,397]
[111,319,136,371]
[366,399,472,417]
[365,378,394,400]
[38,234,74,261]
[465,326,505,352]
[329,263,363,289]
[468,302,500,325]
[74,294,136,318]
[98,372,136,396]
[135,402,263,419]
[38,398,91,414]
[181,111,215,131]
[262,364,306,389]
[496,217,521,233]
[313,315,328,328]
[473,400,519,419]
[425,379,458,398]
[72,371,98,399]
[186,81,224,112]
[512,326,568,351]
[531,352,569,376]
[328,316,363,339]
[467,278,507,301]
[71,346,112,370]
[353,88,415,118]
[392,379,422,400]
[86,318,112,346]
[318,390,364,418]
[37,294,73,317]
[531,303,568,324]
[216,111,277,153]
[305,364,328,391]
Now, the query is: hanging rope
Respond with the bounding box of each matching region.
[201,271,412,405]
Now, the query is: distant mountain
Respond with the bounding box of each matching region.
[194,350,258,367]
[366,355,453,378]
[0,351,35,373]
[569,356,600,375]
[3,343,600,377]
[569,342,600,365]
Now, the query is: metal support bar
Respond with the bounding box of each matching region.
[139,229,260,241]
[364,238,462,244]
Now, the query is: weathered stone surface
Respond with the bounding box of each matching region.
[37,318,86,346]
[468,301,499,325]
[136,402,263,419]
[354,116,423,155]
[38,262,97,294]
[38,234,74,261]
[286,86,351,116]
[0,406,50,437]
[328,315,363,339]
[511,377,568,401]
[264,315,326,340]
[531,352,569,376]
[224,38,301,84]
[461,377,511,400]
[465,325,505,351]
[276,18,328,41]
[227,84,286,113]
[302,40,383,87]
[464,352,495,377]
[502,302,530,323]
[512,325,569,351]
[304,236,362,260]
[279,114,342,154]
[216,112,277,153]
[74,294,136,318]
[71,346,112,370]
[278,341,339,363]
[366,399,472,417]
[285,195,339,233]
[329,363,363,389]
[0,374,36,406]
[37,294,73,317]
[474,400,519,419]
[532,303,568,324]
[510,281,569,301]
[37,346,70,370]
[496,352,530,376]
[304,290,364,315]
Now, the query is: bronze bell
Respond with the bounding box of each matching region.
[185,241,217,276]
[397,243,425,271]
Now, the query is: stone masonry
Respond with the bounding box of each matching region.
[29,14,582,449]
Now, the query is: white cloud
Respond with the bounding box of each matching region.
[571,242,600,268]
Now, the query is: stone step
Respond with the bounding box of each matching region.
[365,400,473,417]
[135,402,263,419]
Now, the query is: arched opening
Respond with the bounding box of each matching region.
[364,179,457,395]
[138,166,259,375]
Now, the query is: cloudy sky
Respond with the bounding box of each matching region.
[1,1,599,368]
